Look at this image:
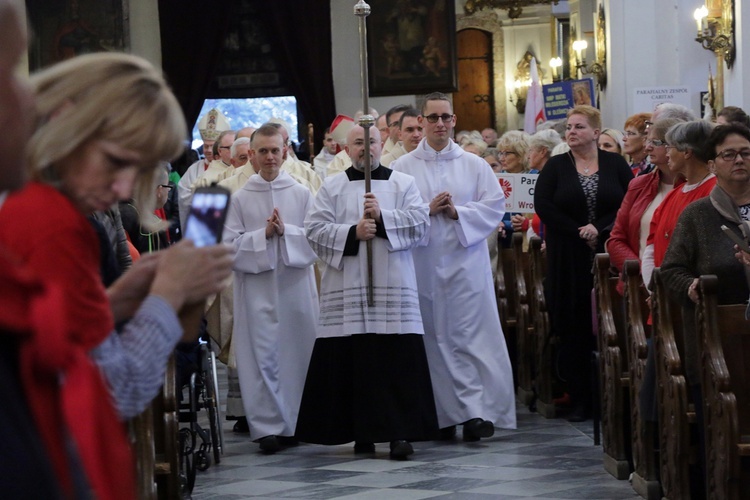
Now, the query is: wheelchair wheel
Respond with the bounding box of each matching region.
[209,349,224,455]
[195,449,211,472]
[203,349,222,465]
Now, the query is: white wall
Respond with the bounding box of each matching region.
[129,0,162,67]
[600,0,714,128]
[330,0,416,118]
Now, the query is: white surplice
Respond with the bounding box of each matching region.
[223,170,318,439]
[177,158,206,230]
[305,167,429,338]
[393,139,517,430]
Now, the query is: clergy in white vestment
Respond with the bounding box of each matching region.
[295,124,439,460]
[193,129,237,189]
[223,125,318,454]
[312,127,338,180]
[392,92,517,441]
[380,107,422,167]
[177,108,230,230]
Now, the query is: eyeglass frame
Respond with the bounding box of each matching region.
[715,148,750,162]
[423,113,454,124]
[158,184,173,190]
[646,139,667,147]
[497,150,518,157]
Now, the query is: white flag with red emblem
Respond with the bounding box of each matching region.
[524,57,546,134]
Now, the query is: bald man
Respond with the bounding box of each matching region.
[296,124,438,459]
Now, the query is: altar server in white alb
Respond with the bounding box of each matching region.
[296,124,439,460]
[223,124,318,454]
[392,92,516,441]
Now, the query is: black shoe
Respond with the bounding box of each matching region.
[462,418,495,442]
[233,417,249,433]
[389,440,414,459]
[354,442,375,454]
[258,435,281,453]
[438,425,457,440]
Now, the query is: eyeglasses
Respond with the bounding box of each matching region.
[218,146,231,150]
[664,145,677,150]
[497,151,518,157]
[158,184,173,191]
[646,139,667,147]
[716,149,750,162]
[424,113,454,124]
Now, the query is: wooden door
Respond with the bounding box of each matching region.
[453,29,494,133]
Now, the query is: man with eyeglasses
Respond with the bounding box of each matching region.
[177,108,230,231]
[193,129,238,189]
[393,92,517,442]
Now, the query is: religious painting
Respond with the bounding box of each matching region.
[25,0,129,71]
[366,0,457,97]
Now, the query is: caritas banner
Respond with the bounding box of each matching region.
[496,173,538,213]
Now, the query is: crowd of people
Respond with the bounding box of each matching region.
[4,0,750,495]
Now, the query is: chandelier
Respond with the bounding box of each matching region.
[464,0,559,19]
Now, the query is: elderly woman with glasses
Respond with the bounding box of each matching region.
[640,120,716,291]
[623,112,653,176]
[607,118,683,295]
[534,105,633,422]
[497,130,530,173]
[510,129,562,239]
[660,124,750,491]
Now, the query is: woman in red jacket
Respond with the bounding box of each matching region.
[606,118,683,294]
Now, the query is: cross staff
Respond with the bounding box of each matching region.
[354,0,374,307]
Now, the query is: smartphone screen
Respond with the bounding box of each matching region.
[184,188,230,247]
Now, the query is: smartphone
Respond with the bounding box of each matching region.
[720,224,750,253]
[184,186,231,247]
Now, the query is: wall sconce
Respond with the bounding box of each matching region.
[549,57,562,83]
[509,77,531,114]
[572,39,607,90]
[693,1,735,68]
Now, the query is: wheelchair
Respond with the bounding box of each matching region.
[176,338,223,495]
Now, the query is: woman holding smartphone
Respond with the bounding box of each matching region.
[0,52,232,499]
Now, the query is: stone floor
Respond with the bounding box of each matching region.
[187,371,639,499]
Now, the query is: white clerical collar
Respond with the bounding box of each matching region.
[424,139,455,155]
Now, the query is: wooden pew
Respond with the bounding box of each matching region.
[494,233,519,389]
[623,260,659,498]
[652,268,693,500]
[593,253,632,480]
[132,356,181,499]
[529,236,556,418]
[696,275,750,500]
[510,232,534,406]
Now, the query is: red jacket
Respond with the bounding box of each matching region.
[606,169,670,294]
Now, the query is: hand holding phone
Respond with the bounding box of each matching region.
[184,186,231,247]
[721,224,750,253]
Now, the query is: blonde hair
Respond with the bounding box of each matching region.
[567,105,602,131]
[496,130,530,171]
[28,52,186,225]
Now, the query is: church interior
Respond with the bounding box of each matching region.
[11,0,750,499]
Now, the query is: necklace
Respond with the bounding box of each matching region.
[569,151,596,175]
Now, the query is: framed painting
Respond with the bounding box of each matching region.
[25,0,129,71]
[366,0,457,97]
